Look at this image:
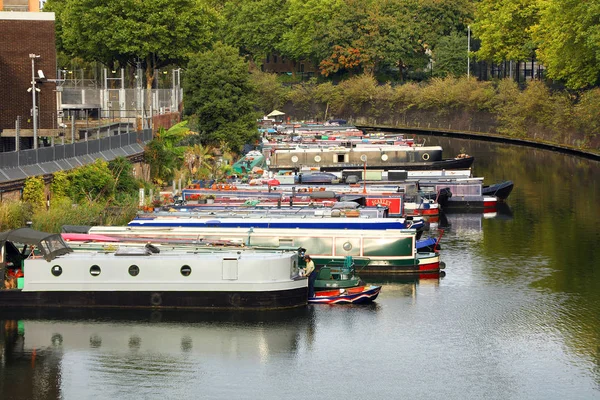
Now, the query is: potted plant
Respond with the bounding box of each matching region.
[151,198,163,211]
[206,194,216,204]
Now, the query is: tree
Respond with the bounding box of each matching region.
[68,159,116,203]
[432,32,468,77]
[249,70,290,115]
[533,0,600,89]
[472,0,539,63]
[108,157,139,200]
[44,0,218,90]
[183,42,260,152]
[220,0,289,62]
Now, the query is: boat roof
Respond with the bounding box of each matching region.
[0,227,73,261]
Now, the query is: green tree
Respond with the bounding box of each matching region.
[22,176,46,211]
[250,70,290,115]
[45,0,218,89]
[533,0,600,89]
[473,0,539,63]
[432,32,468,77]
[108,157,139,200]
[183,42,260,152]
[220,0,289,62]
[68,159,115,203]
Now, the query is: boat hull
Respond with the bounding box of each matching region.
[309,285,381,304]
[0,287,308,310]
[314,253,443,275]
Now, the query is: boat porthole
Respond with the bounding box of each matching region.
[291,156,299,163]
[314,155,321,162]
[150,293,162,306]
[343,242,353,251]
[90,265,101,276]
[181,265,192,276]
[129,265,140,276]
[51,265,62,277]
[381,154,388,161]
[422,153,430,161]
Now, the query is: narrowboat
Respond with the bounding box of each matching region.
[84,226,445,275]
[266,145,474,171]
[0,228,307,310]
[127,215,424,232]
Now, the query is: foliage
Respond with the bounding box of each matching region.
[432,32,468,78]
[220,0,289,62]
[31,197,139,233]
[22,176,46,211]
[68,159,115,203]
[533,0,600,89]
[249,70,291,115]
[108,157,139,200]
[183,42,260,152]
[144,122,191,185]
[45,0,218,89]
[473,0,539,63]
[0,201,32,231]
[573,89,600,146]
[50,171,71,200]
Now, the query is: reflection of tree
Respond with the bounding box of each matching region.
[415,133,600,383]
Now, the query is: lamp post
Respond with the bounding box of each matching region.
[29,53,40,149]
[467,25,471,78]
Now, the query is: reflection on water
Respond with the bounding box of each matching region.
[1,136,599,399]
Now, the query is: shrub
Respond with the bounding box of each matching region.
[22,176,46,211]
[0,201,32,231]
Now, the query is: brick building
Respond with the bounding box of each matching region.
[0,11,57,150]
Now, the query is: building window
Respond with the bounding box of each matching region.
[274,55,278,63]
[266,55,270,63]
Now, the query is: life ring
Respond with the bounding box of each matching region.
[150,293,162,306]
[422,153,430,161]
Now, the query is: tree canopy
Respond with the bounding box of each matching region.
[44,0,218,88]
[182,42,260,152]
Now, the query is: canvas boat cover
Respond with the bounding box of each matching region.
[0,228,73,261]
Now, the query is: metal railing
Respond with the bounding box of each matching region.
[0,129,152,183]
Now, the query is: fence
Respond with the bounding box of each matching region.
[0,129,152,184]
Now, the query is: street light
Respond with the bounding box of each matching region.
[29,53,41,149]
[467,25,471,78]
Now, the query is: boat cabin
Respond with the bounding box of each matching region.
[0,228,72,289]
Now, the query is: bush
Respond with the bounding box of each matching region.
[22,176,46,211]
[0,201,32,231]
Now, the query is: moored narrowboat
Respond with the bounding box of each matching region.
[0,228,307,310]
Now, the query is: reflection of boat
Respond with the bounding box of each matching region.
[482,180,514,200]
[309,285,381,304]
[0,228,307,310]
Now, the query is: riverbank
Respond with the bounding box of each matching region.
[358,125,600,161]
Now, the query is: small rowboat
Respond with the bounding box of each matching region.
[309,285,382,305]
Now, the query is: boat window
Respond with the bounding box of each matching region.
[129,265,140,276]
[336,154,344,163]
[51,265,62,276]
[90,265,101,276]
[181,265,192,276]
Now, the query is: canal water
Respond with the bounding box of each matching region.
[1,136,599,400]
